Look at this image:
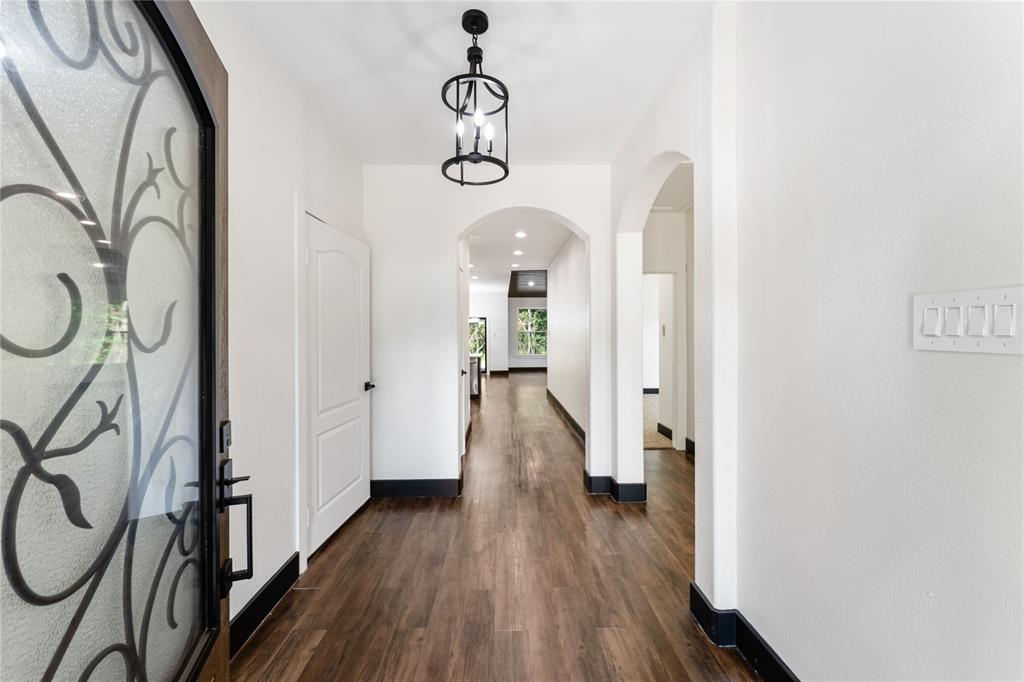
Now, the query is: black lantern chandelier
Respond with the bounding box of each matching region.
[441,9,509,186]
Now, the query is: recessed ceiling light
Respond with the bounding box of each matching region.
[514,231,527,239]
[511,263,520,268]
[513,250,523,256]
[469,263,474,268]
[56,191,77,199]
[471,275,479,280]
[527,281,535,287]
[81,220,96,226]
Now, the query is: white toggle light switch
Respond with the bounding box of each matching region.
[968,306,988,337]
[944,307,962,336]
[922,307,941,336]
[994,304,1016,337]
[913,286,1023,355]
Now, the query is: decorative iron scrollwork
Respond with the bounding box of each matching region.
[1,1,207,678]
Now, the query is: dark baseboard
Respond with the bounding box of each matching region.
[685,437,695,454]
[583,469,611,495]
[465,421,472,445]
[610,478,647,502]
[508,366,547,372]
[230,551,299,657]
[689,583,799,682]
[371,472,464,498]
[489,369,509,375]
[583,469,647,502]
[643,387,659,395]
[657,423,673,440]
[546,389,585,444]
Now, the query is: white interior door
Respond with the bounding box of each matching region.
[306,214,370,553]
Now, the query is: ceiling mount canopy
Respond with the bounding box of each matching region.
[441,9,509,186]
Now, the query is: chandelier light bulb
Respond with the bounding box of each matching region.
[473,107,485,128]
[483,122,495,141]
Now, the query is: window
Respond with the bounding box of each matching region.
[469,317,487,371]
[517,308,547,356]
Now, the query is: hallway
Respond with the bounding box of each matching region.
[232,373,753,680]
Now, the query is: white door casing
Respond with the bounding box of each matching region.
[305,214,370,553]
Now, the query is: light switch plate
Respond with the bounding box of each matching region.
[913,286,1023,355]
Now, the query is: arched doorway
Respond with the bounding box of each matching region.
[455,207,593,475]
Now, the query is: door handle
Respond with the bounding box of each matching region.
[220,493,253,596]
[218,458,253,596]
[364,381,376,391]
[460,369,467,376]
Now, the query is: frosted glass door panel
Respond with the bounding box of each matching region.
[1,1,209,679]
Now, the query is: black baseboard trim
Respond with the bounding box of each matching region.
[685,437,695,454]
[546,389,585,444]
[583,469,647,502]
[371,472,464,498]
[689,582,799,682]
[643,387,659,394]
[657,423,673,440]
[583,469,611,495]
[230,551,299,657]
[611,478,647,502]
[489,369,509,375]
[509,366,547,372]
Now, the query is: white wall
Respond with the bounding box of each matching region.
[611,5,737,604]
[685,207,695,441]
[364,166,613,482]
[656,274,674,430]
[641,276,661,389]
[458,238,470,455]
[508,297,548,369]
[547,237,590,431]
[734,3,1023,679]
[193,4,363,617]
[469,291,509,372]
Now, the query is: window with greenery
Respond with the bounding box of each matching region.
[468,318,487,370]
[517,308,547,356]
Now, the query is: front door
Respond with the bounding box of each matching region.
[305,214,371,553]
[0,1,231,679]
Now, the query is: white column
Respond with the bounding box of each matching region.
[614,232,645,483]
[697,0,739,610]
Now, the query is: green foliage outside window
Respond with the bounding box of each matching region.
[469,319,486,369]
[517,308,547,356]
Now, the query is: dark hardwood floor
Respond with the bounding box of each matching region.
[232,372,755,681]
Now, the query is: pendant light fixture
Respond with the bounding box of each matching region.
[441,9,509,186]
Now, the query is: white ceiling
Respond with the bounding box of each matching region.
[232,2,711,163]
[467,210,574,294]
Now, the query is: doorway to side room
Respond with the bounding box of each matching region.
[641,163,695,456]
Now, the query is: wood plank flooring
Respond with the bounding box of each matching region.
[232,372,755,681]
